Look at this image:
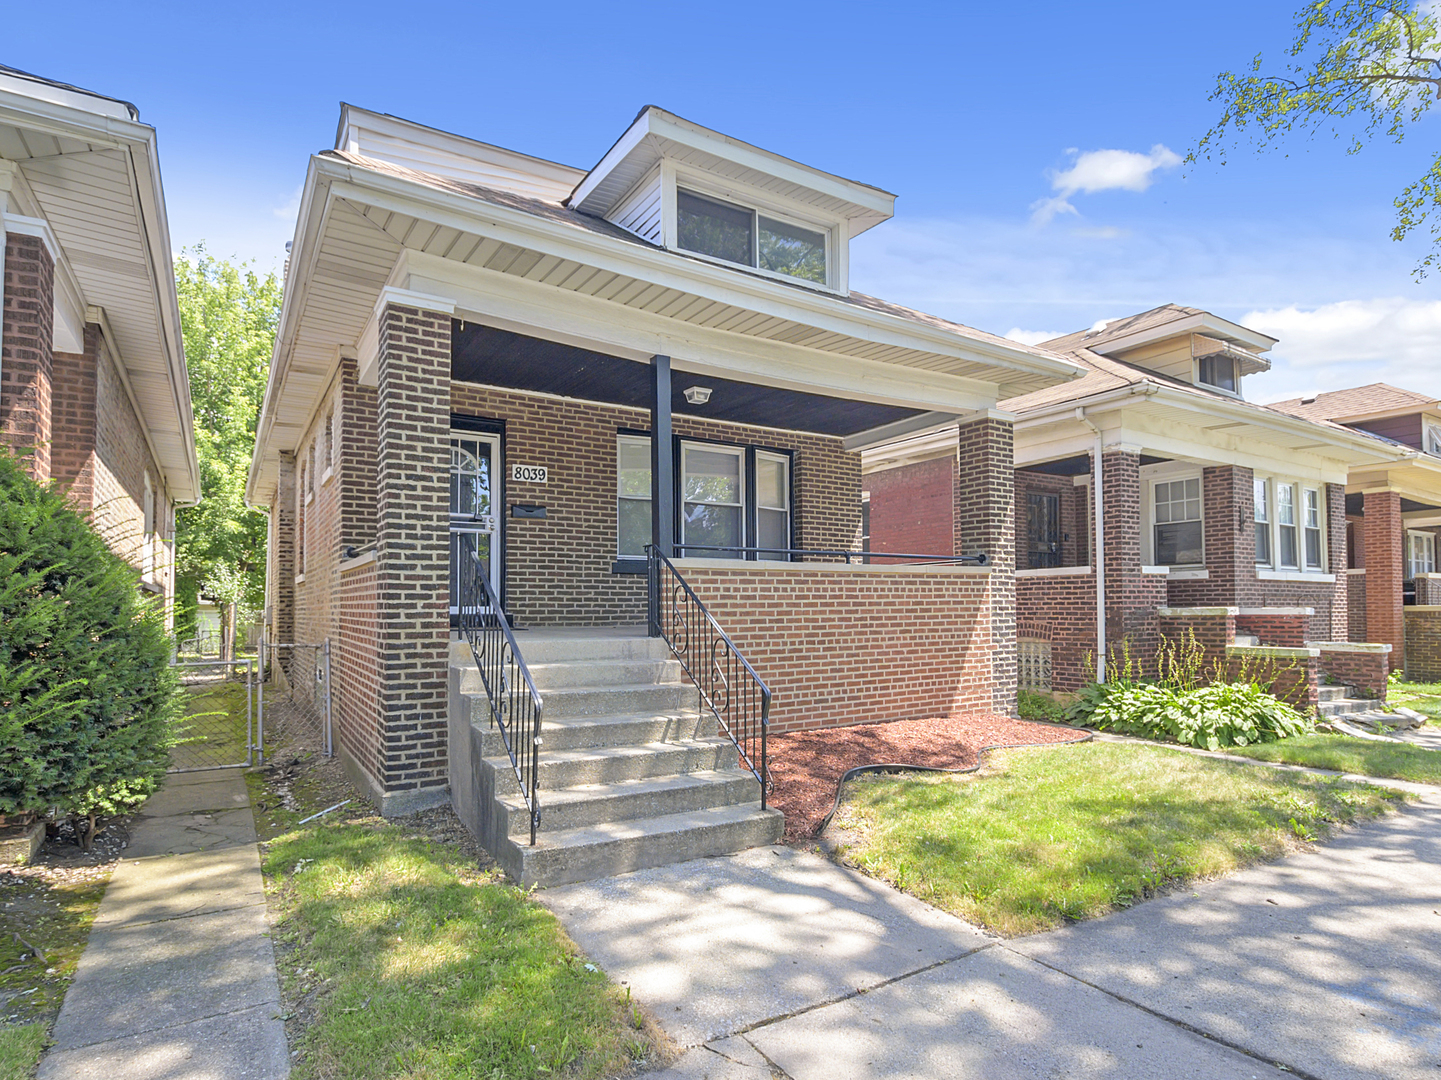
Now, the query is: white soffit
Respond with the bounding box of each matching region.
[570,107,896,235]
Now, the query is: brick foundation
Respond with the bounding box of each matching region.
[679,562,994,733]
[0,232,54,481]
[1015,570,1098,691]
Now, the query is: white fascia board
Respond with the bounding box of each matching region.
[403,249,1004,413]
[1091,311,1277,357]
[0,70,134,121]
[317,157,1079,385]
[569,111,657,212]
[0,84,154,153]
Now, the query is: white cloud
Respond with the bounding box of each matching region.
[274,184,303,221]
[1004,327,1068,346]
[1243,298,1441,399]
[1031,145,1182,224]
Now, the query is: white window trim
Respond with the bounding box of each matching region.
[1147,471,1205,569]
[1407,529,1437,580]
[755,449,791,554]
[1426,422,1441,457]
[671,175,838,293]
[1193,354,1243,399]
[680,441,746,558]
[616,434,652,559]
[1253,476,1329,577]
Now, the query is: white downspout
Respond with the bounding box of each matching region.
[1076,407,1105,684]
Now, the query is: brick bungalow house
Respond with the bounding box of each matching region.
[0,66,199,616]
[1268,384,1441,675]
[864,305,1403,702]
[246,104,1082,881]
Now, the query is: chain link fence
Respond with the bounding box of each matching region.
[258,638,333,760]
[169,658,256,771]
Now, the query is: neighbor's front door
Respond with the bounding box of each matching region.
[449,431,501,619]
[1027,493,1060,569]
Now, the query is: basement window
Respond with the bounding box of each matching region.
[676,189,828,286]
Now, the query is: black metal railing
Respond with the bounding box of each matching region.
[673,545,989,566]
[647,546,773,809]
[454,530,544,844]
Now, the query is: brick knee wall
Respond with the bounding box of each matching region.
[1314,646,1390,699]
[1347,571,1367,642]
[1404,608,1441,682]
[679,564,995,733]
[1,232,54,481]
[1416,575,1441,606]
[1016,571,1098,691]
[1235,611,1308,648]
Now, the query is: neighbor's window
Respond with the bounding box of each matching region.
[1276,482,1298,569]
[756,451,791,555]
[1254,477,1271,565]
[1408,531,1436,580]
[1303,488,1323,570]
[681,443,745,557]
[617,435,652,558]
[677,188,827,285]
[1153,478,1202,565]
[1198,354,1237,393]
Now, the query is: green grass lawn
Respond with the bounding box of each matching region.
[1388,677,1441,719]
[833,742,1407,937]
[0,1023,45,1080]
[1220,733,1441,784]
[262,825,652,1080]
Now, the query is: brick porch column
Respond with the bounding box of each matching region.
[1363,490,1404,669]
[372,300,452,814]
[1325,483,1348,641]
[1102,447,1161,669]
[1199,465,1255,606]
[956,415,1016,715]
[1,231,55,481]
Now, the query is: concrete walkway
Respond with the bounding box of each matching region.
[541,795,1441,1080]
[38,769,289,1080]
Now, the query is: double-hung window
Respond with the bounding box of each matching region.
[681,444,745,558]
[1408,531,1437,580]
[1303,488,1323,570]
[616,436,652,558]
[676,189,828,285]
[1254,478,1271,565]
[1276,482,1298,569]
[756,452,791,554]
[1153,478,1202,566]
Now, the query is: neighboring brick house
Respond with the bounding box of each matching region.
[246,101,1082,870]
[1269,384,1441,674]
[864,305,1404,700]
[0,66,199,617]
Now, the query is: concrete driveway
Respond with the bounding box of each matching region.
[539,795,1441,1079]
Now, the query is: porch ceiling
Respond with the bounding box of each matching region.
[453,323,921,436]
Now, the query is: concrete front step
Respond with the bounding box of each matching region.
[495,769,762,836]
[451,632,667,666]
[542,682,695,719]
[526,657,684,690]
[466,707,715,755]
[509,802,784,888]
[1317,685,1350,702]
[1318,697,1388,718]
[486,738,740,795]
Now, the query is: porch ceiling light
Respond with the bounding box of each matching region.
[684,386,713,405]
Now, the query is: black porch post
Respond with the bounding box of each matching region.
[649,355,674,636]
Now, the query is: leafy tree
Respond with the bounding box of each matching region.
[0,448,178,847]
[174,247,280,658]
[1196,1,1441,273]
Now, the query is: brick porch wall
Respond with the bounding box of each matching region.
[862,456,954,556]
[1404,607,1441,681]
[1364,491,1404,669]
[1347,570,1367,642]
[680,563,994,733]
[447,382,862,627]
[956,417,1016,714]
[1314,644,1390,699]
[0,232,54,481]
[1235,611,1309,648]
[1016,570,1097,691]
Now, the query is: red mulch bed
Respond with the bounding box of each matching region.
[769,713,1088,840]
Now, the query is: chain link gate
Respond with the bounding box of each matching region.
[258,636,333,761]
[169,657,257,772]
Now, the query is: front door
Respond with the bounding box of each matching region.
[1027,493,1060,569]
[449,431,501,619]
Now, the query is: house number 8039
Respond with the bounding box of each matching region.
[511,464,548,483]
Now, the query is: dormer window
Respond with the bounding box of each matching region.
[676,189,828,285]
[1427,422,1441,456]
[1198,354,1237,393]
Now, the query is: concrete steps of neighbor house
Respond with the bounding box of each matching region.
[540,682,696,719]
[485,738,741,795]
[526,657,684,689]
[467,709,715,756]
[493,769,763,835]
[451,630,667,665]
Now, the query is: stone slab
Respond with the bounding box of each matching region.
[92,844,266,928]
[744,946,1285,1080]
[38,1000,288,1080]
[1010,798,1441,1080]
[540,845,991,1047]
[50,903,281,1048]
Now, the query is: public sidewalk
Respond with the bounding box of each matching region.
[37,769,289,1080]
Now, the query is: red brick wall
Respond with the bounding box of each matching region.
[268,452,297,654]
[447,382,862,628]
[1347,571,1367,642]
[956,417,1016,714]
[51,328,98,508]
[1224,653,1318,710]
[1315,646,1389,699]
[863,456,954,556]
[1158,609,1236,658]
[680,563,994,733]
[0,232,54,481]
[1364,490,1404,669]
[337,558,382,774]
[340,360,378,551]
[1404,608,1441,681]
[1235,611,1308,648]
[1016,571,1098,691]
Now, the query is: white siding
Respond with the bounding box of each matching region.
[605,167,663,245]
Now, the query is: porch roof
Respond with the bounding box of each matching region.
[248,124,1084,504]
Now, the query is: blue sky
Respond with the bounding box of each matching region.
[9,1,1441,399]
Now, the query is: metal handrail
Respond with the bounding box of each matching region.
[646,546,772,809]
[454,531,544,844]
[673,545,989,566]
